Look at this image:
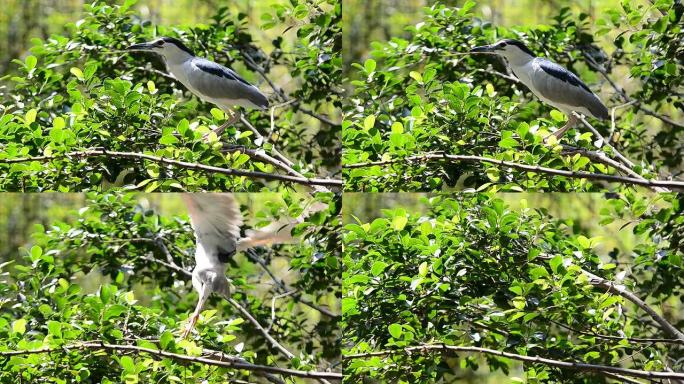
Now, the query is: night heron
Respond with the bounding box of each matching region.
[180,194,325,337]
[128,37,269,136]
[471,39,608,140]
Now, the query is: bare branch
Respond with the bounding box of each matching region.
[240,52,340,127]
[582,270,684,342]
[582,52,684,129]
[345,152,684,191]
[0,342,340,381]
[0,149,342,189]
[244,249,339,319]
[346,344,684,381]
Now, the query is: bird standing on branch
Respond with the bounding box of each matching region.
[180,193,325,338]
[128,37,269,136]
[471,39,608,141]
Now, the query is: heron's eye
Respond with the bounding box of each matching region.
[156,40,164,46]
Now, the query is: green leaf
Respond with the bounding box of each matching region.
[104,304,127,320]
[53,117,65,130]
[388,323,403,338]
[47,320,62,338]
[25,55,37,70]
[12,319,27,335]
[364,59,376,73]
[549,255,563,274]
[25,109,37,125]
[119,355,135,373]
[550,110,566,122]
[392,216,408,231]
[210,108,225,121]
[147,80,157,94]
[70,67,84,81]
[363,115,376,131]
[160,331,174,350]
[371,261,388,276]
[577,235,591,249]
[418,261,428,276]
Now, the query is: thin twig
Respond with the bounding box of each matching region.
[582,52,684,129]
[244,249,339,319]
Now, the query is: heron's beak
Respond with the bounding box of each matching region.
[126,42,155,52]
[470,44,495,53]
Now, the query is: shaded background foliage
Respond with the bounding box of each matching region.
[342,192,684,382]
[343,0,683,191]
[0,0,341,191]
[0,192,341,383]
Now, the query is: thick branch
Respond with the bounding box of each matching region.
[0,149,342,189]
[345,344,684,381]
[345,152,684,191]
[0,342,340,381]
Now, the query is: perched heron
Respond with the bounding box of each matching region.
[180,194,325,337]
[128,37,269,136]
[471,39,608,140]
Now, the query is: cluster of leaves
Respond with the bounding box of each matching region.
[342,193,683,382]
[0,0,341,191]
[0,191,341,383]
[343,1,682,191]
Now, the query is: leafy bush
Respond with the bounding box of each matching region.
[0,0,341,192]
[343,193,684,382]
[0,192,341,383]
[343,1,683,192]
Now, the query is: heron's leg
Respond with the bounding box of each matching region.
[545,114,578,143]
[182,283,211,338]
[211,110,242,137]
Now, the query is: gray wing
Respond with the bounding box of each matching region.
[532,59,608,120]
[188,58,269,109]
[237,201,328,250]
[182,194,243,265]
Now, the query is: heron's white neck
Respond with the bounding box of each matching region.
[160,49,194,66]
[500,50,535,67]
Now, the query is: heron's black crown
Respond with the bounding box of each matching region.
[160,37,195,56]
[497,39,535,57]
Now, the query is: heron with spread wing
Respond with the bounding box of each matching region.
[180,193,323,338]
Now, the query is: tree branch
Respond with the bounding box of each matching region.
[240,52,341,127]
[0,342,340,381]
[244,249,339,319]
[345,344,684,381]
[345,152,684,191]
[581,270,684,342]
[0,149,342,189]
[582,52,684,129]
[546,317,684,346]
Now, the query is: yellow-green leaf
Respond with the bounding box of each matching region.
[25,109,37,125]
[70,67,84,80]
[12,319,27,334]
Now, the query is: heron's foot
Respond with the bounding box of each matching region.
[181,313,200,338]
[204,112,242,140]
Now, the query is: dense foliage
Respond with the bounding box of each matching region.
[0,0,341,191]
[343,193,684,382]
[0,192,341,383]
[343,1,683,192]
